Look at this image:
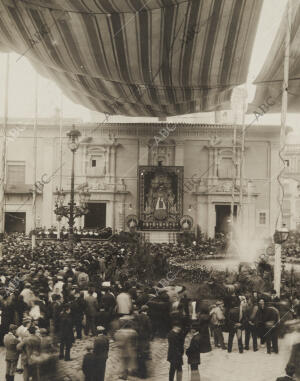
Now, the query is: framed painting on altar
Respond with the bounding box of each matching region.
[138,165,183,230]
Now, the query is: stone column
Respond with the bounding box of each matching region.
[112,196,116,233]
[207,199,216,238]
[106,146,111,182]
[175,141,184,166]
[42,139,54,228]
[213,148,218,177]
[207,148,215,187]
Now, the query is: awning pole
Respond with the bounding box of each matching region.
[0,53,9,258]
[31,72,38,249]
[239,87,248,230]
[274,0,291,298]
[57,92,63,240]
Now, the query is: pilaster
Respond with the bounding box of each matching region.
[139,139,149,165]
[175,141,184,166]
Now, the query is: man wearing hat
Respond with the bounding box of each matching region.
[93,326,109,381]
[209,301,226,350]
[186,325,201,381]
[135,305,152,379]
[16,317,32,341]
[82,345,96,381]
[4,324,19,381]
[20,283,35,307]
[167,323,185,381]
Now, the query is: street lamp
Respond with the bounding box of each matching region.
[67,125,80,252]
[54,125,90,253]
[273,224,289,244]
[273,224,289,298]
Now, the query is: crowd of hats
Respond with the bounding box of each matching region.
[177,232,228,256]
[29,226,112,240]
[0,233,131,299]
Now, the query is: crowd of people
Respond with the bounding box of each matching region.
[29,227,112,240]
[0,234,299,381]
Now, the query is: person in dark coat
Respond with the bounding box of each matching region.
[264,305,280,354]
[85,288,99,337]
[156,291,171,338]
[82,345,96,381]
[135,306,152,379]
[227,305,244,354]
[198,311,212,353]
[256,298,268,344]
[59,305,74,361]
[178,293,190,315]
[15,295,28,326]
[244,301,258,351]
[93,326,109,381]
[167,324,185,381]
[50,294,63,344]
[276,363,295,381]
[186,327,201,381]
[70,292,86,340]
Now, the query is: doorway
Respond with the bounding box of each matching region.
[215,204,237,235]
[84,203,106,229]
[5,212,26,233]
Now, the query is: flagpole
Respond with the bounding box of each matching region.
[31,72,38,249]
[274,0,291,298]
[239,87,248,231]
[0,53,9,258]
[57,92,63,240]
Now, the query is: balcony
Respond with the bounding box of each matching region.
[5,184,36,194]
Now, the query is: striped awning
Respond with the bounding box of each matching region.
[249,0,300,114]
[0,0,262,117]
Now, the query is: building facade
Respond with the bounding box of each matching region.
[282,144,300,230]
[3,122,284,241]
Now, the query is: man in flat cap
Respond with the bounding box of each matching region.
[93,326,109,381]
[4,324,19,381]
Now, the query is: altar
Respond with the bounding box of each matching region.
[138,165,184,230]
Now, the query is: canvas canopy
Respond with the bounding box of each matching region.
[0,0,262,116]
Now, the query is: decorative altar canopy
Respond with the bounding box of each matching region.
[0,0,262,116]
[249,0,300,113]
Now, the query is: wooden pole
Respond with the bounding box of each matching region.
[230,124,237,232]
[239,87,248,229]
[57,92,63,240]
[31,72,38,249]
[0,54,9,258]
[274,0,291,298]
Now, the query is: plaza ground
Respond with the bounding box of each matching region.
[0,332,296,381]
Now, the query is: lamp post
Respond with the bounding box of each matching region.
[54,125,91,253]
[68,126,81,250]
[273,224,289,298]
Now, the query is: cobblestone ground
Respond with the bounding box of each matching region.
[0,332,297,381]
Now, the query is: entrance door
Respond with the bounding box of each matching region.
[215,205,237,235]
[5,212,26,233]
[84,203,106,229]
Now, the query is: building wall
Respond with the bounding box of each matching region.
[281,145,300,230]
[2,123,282,240]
